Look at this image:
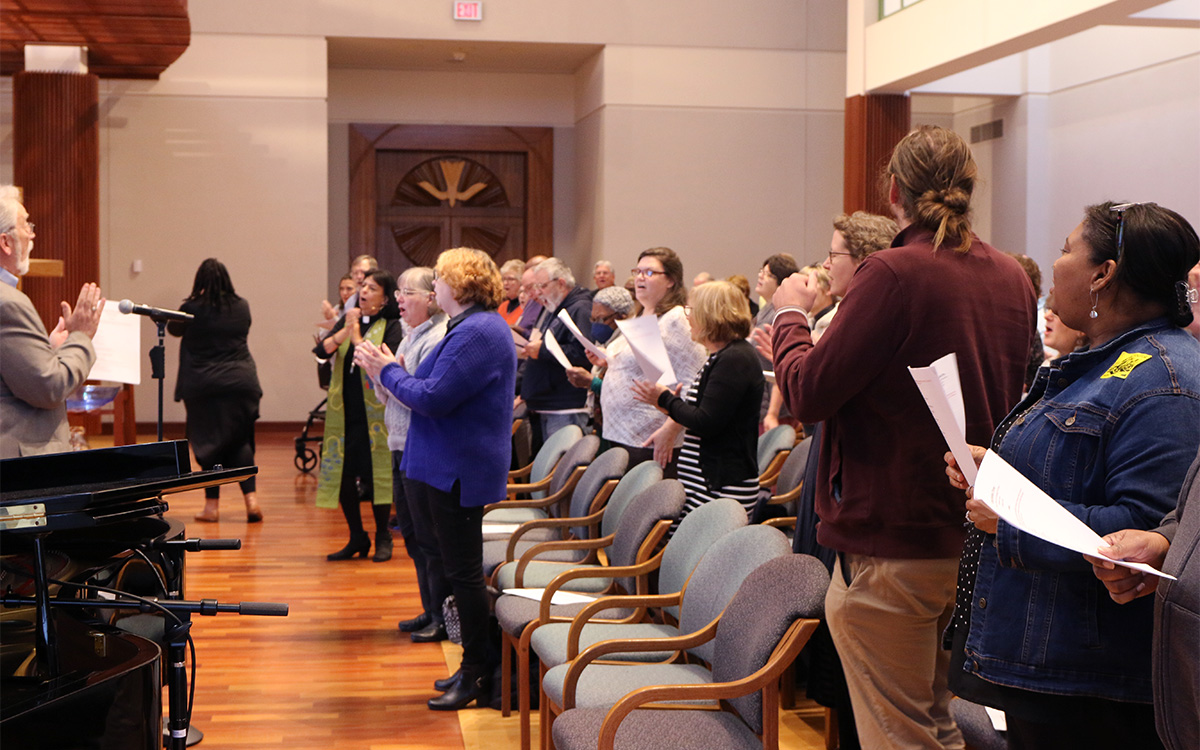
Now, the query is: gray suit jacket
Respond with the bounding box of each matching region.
[0,282,95,458]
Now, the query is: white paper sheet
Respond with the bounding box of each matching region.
[974,450,1176,580]
[542,328,573,369]
[88,304,142,384]
[764,370,776,385]
[614,315,677,386]
[503,588,599,606]
[908,352,976,485]
[556,309,608,361]
[481,523,522,535]
[984,707,1007,732]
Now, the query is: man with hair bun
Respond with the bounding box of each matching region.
[769,126,1037,750]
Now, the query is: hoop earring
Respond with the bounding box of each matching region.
[1089,288,1099,319]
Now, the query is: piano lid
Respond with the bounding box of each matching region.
[0,441,256,534]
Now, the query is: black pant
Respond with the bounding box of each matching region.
[184,394,258,499]
[406,478,492,671]
[392,452,433,615]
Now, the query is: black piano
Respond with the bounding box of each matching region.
[1,441,261,750]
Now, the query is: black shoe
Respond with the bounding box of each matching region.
[326,532,370,561]
[410,621,448,643]
[434,668,461,692]
[372,531,393,563]
[398,612,432,633]
[428,668,490,710]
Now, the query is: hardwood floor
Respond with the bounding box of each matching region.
[161,428,828,749]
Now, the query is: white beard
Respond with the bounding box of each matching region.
[14,234,31,277]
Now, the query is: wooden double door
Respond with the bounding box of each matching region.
[349,125,553,275]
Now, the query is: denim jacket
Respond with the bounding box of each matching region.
[964,319,1200,702]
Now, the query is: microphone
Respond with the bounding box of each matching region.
[118,299,194,322]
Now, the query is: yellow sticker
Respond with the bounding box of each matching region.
[1101,352,1153,379]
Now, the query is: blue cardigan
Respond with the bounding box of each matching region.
[380,308,517,507]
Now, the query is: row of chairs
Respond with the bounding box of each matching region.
[478,422,828,750]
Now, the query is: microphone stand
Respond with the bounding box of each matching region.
[148,317,169,441]
[0,593,289,750]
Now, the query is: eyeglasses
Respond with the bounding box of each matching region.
[25,222,34,234]
[396,288,428,298]
[827,250,853,261]
[1110,202,1155,263]
[630,268,665,279]
[682,305,693,317]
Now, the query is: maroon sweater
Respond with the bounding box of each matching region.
[772,225,1036,558]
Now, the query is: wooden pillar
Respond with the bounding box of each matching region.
[13,72,100,329]
[843,93,910,216]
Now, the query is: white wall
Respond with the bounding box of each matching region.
[5,0,850,424]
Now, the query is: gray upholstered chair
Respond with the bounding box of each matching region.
[755,424,796,488]
[482,446,628,579]
[491,477,683,748]
[487,424,584,527]
[551,553,830,750]
[951,698,1008,750]
[529,498,750,749]
[482,433,597,534]
[540,524,794,745]
[491,457,658,591]
[750,435,811,526]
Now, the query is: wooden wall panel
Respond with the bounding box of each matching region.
[843,94,911,216]
[13,71,100,330]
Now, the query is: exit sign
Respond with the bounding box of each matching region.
[454,2,482,20]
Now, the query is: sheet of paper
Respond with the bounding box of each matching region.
[556,309,607,361]
[503,588,599,606]
[511,328,529,347]
[984,707,1007,732]
[615,315,677,386]
[89,304,142,384]
[974,450,1176,580]
[542,328,573,369]
[764,370,776,385]
[909,352,976,485]
[482,523,522,535]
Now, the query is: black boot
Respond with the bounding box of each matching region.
[326,531,370,561]
[428,666,490,710]
[372,530,393,562]
[398,612,432,633]
[433,668,461,692]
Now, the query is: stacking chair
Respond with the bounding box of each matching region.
[750,435,811,526]
[551,553,830,750]
[484,433,597,538]
[529,498,750,749]
[491,424,584,523]
[540,524,793,746]
[482,447,628,579]
[492,477,683,750]
[755,425,796,488]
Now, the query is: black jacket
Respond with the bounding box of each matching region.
[658,338,764,492]
[521,285,593,411]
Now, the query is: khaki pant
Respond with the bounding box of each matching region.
[826,553,964,750]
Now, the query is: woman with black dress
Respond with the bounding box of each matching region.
[170,258,263,523]
[314,268,404,561]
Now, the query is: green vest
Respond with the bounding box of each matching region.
[316,319,392,508]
